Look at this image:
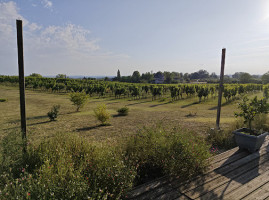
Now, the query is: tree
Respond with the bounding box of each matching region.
[29,73,42,78]
[197,69,209,79]
[70,92,88,111]
[131,71,141,83]
[190,72,199,80]
[141,72,154,83]
[261,71,269,84]
[232,72,244,79]
[239,73,252,83]
[210,72,218,79]
[163,71,174,84]
[183,73,190,82]
[104,77,109,81]
[56,74,67,79]
[117,69,121,81]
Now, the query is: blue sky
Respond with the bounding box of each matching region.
[0,0,269,76]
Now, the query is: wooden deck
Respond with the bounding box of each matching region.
[126,136,269,200]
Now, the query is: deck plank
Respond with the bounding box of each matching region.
[172,143,269,194]
[126,176,171,199]
[223,170,269,199]
[184,151,269,199]
[197,156,269,199]
[241,181,269,200]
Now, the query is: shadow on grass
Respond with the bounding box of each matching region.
[76,124,108,131]
[181,101,200,108]
[112,114,127,118]
[28,120,51,126]
[208,100,233,110]
[65,111,79,115]
[126,100,151,106]
[106,101,119,105]
[9,115,48,123]
[149,101,172,108]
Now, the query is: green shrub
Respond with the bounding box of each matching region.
[94,104,110,125]
[0,126,214,199]
[117,107,129,116]
[70,92,88,112]
[0,98,7,102]
[0,133,136,200]
[206,128,236,150]
[124,125,211,186]
[47,105,60,121]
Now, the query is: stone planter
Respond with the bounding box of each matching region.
[233,128,268,153]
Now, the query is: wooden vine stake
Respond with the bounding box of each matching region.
[16,19,27,150]
[216,48,226,130]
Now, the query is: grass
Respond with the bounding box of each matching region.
[0,85,265,146]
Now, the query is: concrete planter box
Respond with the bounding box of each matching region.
[233,128,268,153]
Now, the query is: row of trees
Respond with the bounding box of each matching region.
[113,70,269,84]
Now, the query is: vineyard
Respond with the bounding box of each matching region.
[0,75,267,102]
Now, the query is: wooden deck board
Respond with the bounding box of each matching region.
[242,181,269,200]
[185,152,269,199]
[223,170,269,199]
[126,136,269,200]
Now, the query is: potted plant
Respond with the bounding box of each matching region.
[233,96,269,153]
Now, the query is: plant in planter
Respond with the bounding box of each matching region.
[233,96,269,152]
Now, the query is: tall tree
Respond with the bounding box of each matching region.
[117,69,121,81]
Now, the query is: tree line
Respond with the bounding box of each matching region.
[112,69,269,84]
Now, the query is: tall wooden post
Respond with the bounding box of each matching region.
[216,48,226,129]
[16,19,27,140]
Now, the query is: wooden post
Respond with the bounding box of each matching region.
[16,19,27,140]
[216,48,226,129]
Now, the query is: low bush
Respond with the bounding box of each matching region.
[0,126,213,199]
[47,105,60,121]
[206,128,236,151]
[94,104,110,125]
[124,125,211,186]
[117,107,129,116]
[0,133,135,200]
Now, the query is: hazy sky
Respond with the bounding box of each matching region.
[1,0,269,76]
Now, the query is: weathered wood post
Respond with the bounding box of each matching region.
[16,19,27,142]
[216,48,226,129]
